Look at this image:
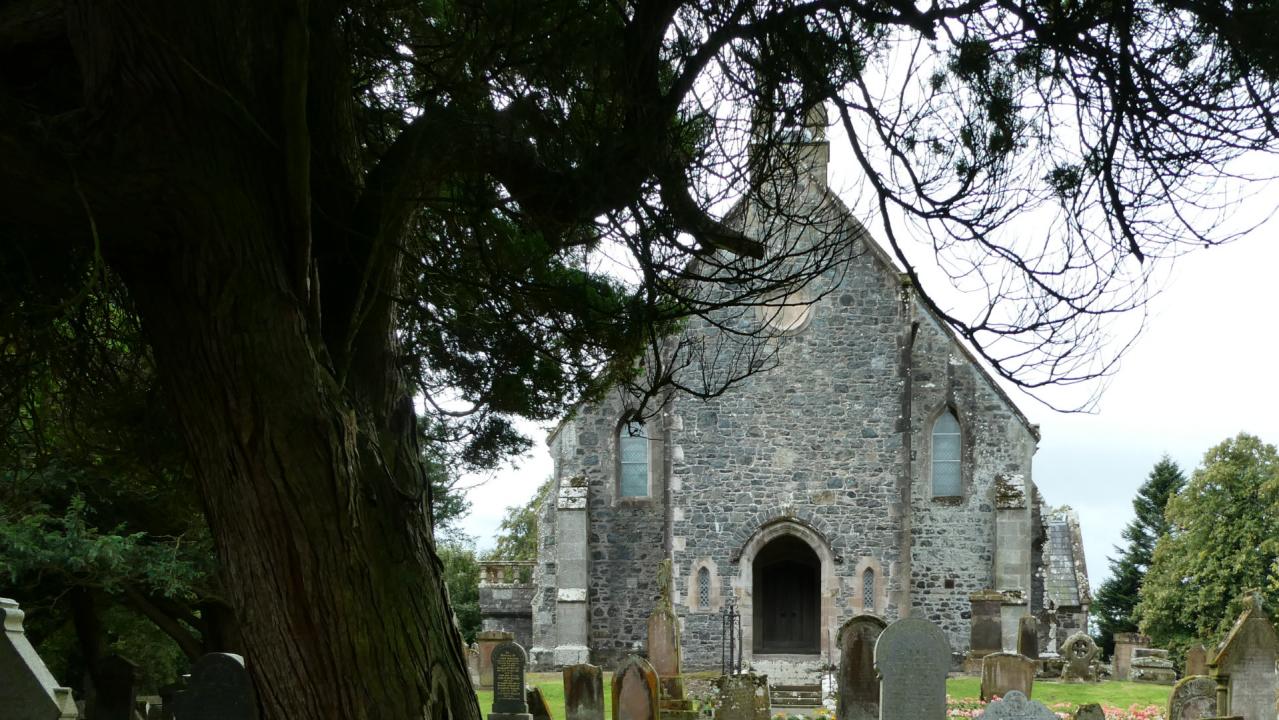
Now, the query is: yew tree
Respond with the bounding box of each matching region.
[3,0,1279,718]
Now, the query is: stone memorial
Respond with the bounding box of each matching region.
[170,653,253,720]
[1113,632,1151,681]
[715,673,770,720]
[158,682,183,720]
[93,653,139,720]
[468,644,482,687]
[1058,633,1099,682]
[478,630,516,689]
[1130,647,1177,685]
[1,597,79,720]
[490,641,533,720]
[1168,676,1219,720]
[646,561,696,720]
[527,686,553,720]
[980,652,1036,701]
[564,664,605,720]
[1186,645,1209,677]
[976,691,1056,719]
[965,591,1005,672]
[1073,704,1104,720]
[1038,609,1059,657]
[1210,592,1278,720]
[876,616,950,720]
[612,655,659,720]
[835,614,886,720]
[1016,616,1039,660]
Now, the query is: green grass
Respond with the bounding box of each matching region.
[477,674,1171,719]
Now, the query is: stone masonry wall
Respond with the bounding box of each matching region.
[479,584,535,649]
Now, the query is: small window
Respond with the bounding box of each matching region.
[862,568,875,612]
[618,420,649,497]
[931,411,962,497]
[697,567,712,609]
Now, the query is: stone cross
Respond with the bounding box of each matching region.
[1168,676,1219,720]
[976,691,1056,719]
[1210,592,1277,720]
[835,614,885,720]
[875,617,950,720]
[563,664,605,720]
[980,652,1036,701]
[170,653,253,720]
[1058,633,1099,682]
[0,598,79,720]
[612,656,659,720]
[489,642,533,720]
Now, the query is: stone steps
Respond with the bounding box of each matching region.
[770,684,823,708]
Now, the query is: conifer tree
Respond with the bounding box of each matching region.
[1092,456,1185,655]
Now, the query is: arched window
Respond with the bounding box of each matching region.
[697,567,712,609]
[931,410,962,497]
[862,568,875,612]
[617,420,649,497]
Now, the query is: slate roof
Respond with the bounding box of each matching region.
[1044,507,1091,608]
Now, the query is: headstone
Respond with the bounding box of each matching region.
[835,614,886,720]
[646,561,695,720]
[1113,632,1151,681]
[170,653,252,720]
[612,655,659,720]
[1038,608,1059,657]
[980,652,1036,701]
[1186,645,1210,677]
[478,630,516,689]
[1073,704,1105,720]
[1016,616,1039,660]
[489,642,533,720]
[0,597,80,719]
[715,674,770,720]
[1131,647,1177,685]
[1210,592,1278,720]
[1169,676,1219,720]
[976,691,1056,719]
[564,664,605,720]
[93,654,139,720]
[468,644,482,687]
[1058,633,1099,682]
[875,616,950,720]
[970,591,1005,656]
[158,682,183,720]
[527,686,553,720]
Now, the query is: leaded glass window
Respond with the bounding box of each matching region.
[862,568,875,611]
[931,411,962,497]
[618,421,649,497]
[697,567,711,609]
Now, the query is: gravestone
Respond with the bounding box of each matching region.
[976,691,1056,719]
[1186,645,1209,677]
[158,682,183,720]
[715,673,770,720]
[1058,633,1099,682]
[835,614,886,720]
[1073,704,1104,720]
[1131,647,1177,685]
[489,642,533,720]
[980,652,1036,701]
[1168,676,1219,720]
[1113,632,1151,681]
[965,591,1005,672]
[646,561,695,720]
[1038,608,1059,657]
[93,654,139,720]
[468,644,482,687]
[170,653,253,720]
[527,686,553,720]
[1016,616,1039,660]
[612,655,659,720]
[875,616,950,720]
[564,664,605,720]
[1210,592,1278,720]
[1,597,80,719]
[478,630,516,689]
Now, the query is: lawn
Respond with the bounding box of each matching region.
[477,674,1172,719]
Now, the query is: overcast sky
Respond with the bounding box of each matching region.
[455,148,1279,593]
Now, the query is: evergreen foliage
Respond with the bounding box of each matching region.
[1136,434,1279,653]
[1092,456,1185,655]
[489,478,553,563]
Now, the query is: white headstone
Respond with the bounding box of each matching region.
[875,617,950,720]
[0,598,79,719]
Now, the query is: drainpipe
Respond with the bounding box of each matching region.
[895,275,920,617]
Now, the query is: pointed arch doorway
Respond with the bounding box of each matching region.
[753,535,821,653]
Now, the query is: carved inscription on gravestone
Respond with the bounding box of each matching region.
[876,617,950,720]
[491,642,530,716]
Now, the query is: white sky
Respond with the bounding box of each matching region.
[455,144,1279,593]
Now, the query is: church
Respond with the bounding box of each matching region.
[480,118,1091,675]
